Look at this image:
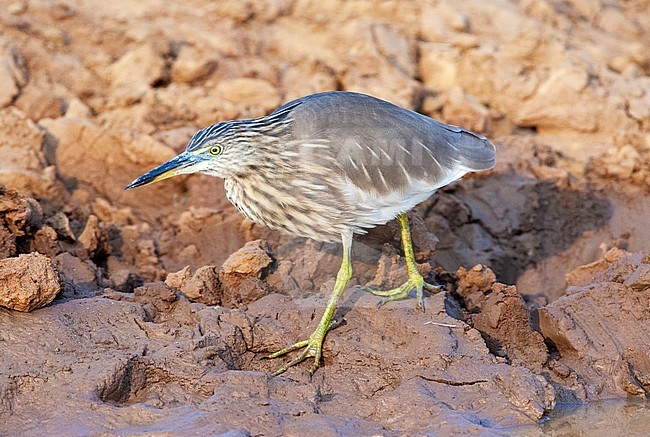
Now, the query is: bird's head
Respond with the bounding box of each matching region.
[125,120,263,190]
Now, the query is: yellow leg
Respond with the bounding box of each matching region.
[267,232,353,376]
[364,212,442,310]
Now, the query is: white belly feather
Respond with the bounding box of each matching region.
[341,168,467,230]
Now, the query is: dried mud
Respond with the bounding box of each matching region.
[1,0,649,435]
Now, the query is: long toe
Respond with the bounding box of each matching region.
[267,332,327,376]
[376,284,412,308]
[364,282,411,298]
[266,339,310,359]
[367,274,444,309]
[271,347,313,376]
[423,282,445,293]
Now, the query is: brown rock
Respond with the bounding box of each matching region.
[419,44,460,91]
[165,265,191,290]
[0,185,43,258]
[162,206,247,273]
[0,39,27,108]
[218,240,273,308]
[456,265,548,368]
[14,85,65,120]
[171,45,218,84]
[39,116,182,217]
[134,281,178,319]
[0,60,20,108]
[472,283,548,369]
[53,252,99,292]
[455,264,497,309]
[0,253,61,311]
[45,212,75,241]
[439,87,489,133]
[280,59,338,102]
[565,247,628,287]
[215,78,281,112]
[115,224,166,282]
[109,269,143,293]
[180,265,221,306]
[624,263,650,291]
[64,98,93,119]
[108,43,166,89]
[77,215,109,259]
[0,108,47,192]
[539,251,650,400]
[516,66,599,132]
[30,225,60,258]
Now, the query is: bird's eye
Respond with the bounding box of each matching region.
[209,145,222,155]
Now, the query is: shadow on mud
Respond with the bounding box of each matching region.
[422,171,613,286]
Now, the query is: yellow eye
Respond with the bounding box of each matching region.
[209,145,222,155]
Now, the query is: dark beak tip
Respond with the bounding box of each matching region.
[124,153,192,191]
[124,176,147,190]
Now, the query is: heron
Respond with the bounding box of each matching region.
[126,91,496,375]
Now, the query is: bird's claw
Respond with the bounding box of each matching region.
[364,274,444,311]
[266,320,336,376]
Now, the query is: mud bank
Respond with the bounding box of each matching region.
[1,0,649,435]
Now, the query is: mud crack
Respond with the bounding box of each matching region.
[414,375,488,386]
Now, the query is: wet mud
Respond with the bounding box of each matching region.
[1,0,649,435]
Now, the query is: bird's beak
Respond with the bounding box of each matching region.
[124,152,199,190]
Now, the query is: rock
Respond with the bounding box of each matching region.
[336,21,419,108]
[280,59,338,102]
[165,265,191,290]
[0,107,46,175]
[30,225,60,258]
[7,2,27,15]
[0,40,27,108]
[419,44,460,91]
[215,78,281,112]
[539,251,650,400]
[456,266,548,369]
[109,269,143,293]
[39,116,183,218]
[516,66,599,132]
[160,206,246,275]
[0,185,43,258]
[53,252,99,293]
[565,247,628,287]
[117,224,166,281]
[0,253,61,311]
[133,281,178,319]
[219,240,273,308]
[64,97,93,119]
[439,87,489,133]
[108,44,166,90]
[455,264,497,308]
[45,212,76,241]
[77,214,109,259]
[14,85,65,120]
[180,265,221,306]
[92,197,136,226]
[171,44,218,84]
[624,263,650,291]
[474,283,548,368]
[0,107,68,200]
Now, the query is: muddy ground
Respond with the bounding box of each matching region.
[0,0,649,435]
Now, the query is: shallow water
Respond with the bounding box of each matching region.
[512,399,650,437]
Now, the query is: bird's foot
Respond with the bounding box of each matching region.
[266,320,335,376]
[363,272,443,311]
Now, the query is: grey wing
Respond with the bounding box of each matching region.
[288,91,496,196]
